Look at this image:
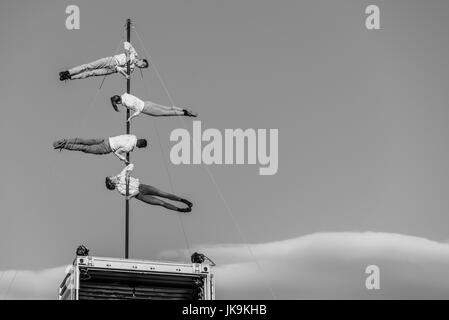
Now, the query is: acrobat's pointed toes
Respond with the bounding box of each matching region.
[183,109,198,117]
[177,207,192,214]
[180,199,193,208]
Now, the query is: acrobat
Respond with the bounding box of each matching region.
[59,41,149,81]
[105,164,193,213]
[53,135,147,163]
[110,93,197,122]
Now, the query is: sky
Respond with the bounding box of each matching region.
[1,0,449,299]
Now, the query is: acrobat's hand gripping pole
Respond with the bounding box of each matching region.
[125,18,131,259]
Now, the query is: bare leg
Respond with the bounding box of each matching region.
[142,102,185,116]
[139,184,193,209]
[136,194,182,212]
[139,184,182,201]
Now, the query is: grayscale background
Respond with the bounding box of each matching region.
[1,0,449,299]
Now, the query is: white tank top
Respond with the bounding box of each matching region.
[108,134,137,152]
[121,93,145,113]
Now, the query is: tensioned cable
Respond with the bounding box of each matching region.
[138,69,192,262]
[77,29,126,131]
[0,270,6,295]
[3,270,17,299]
[0,270,7,297]
[133,30,193,261]
[176,116,277,299]
[68,27,137,259]
[133,26,277,299]
[133,28,176,107]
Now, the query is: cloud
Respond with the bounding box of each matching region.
[160,232,449,299]
[0,266,67,300]
[2,232,449,299]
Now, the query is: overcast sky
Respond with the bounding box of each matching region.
[1,0,449,299]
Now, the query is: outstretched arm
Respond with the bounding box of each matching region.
[126,193,137,200]
[114,148,129,164]
[116,66,130,79]
[124,41,138,58]
[119,163,134,177]
[142,101,184,116]
[123,163,137,200]
[127,110,140,122]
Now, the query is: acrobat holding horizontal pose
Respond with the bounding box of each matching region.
[110,93,198,122]
[53,135,147,163]
[106,164,193,213]
[59,42,149,81]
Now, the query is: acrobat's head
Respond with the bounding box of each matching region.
[110,95,122,112]
[136,139,148,149]
[105,176,117,190]
[135,58,149,69]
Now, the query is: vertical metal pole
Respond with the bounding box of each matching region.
[125,18,131,259]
